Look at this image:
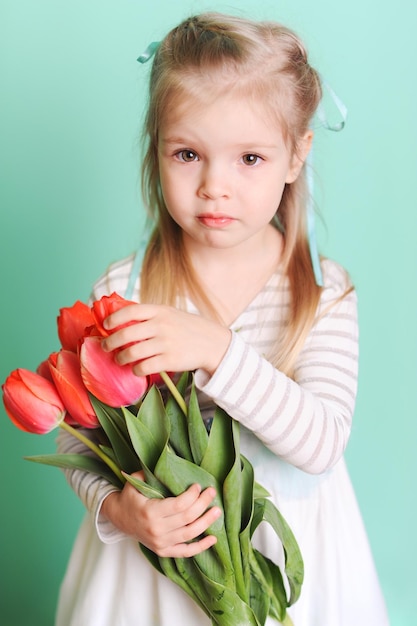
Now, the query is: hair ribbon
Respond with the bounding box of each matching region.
[137,41,160,64]
[307,80,348,286]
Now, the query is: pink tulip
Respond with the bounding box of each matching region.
[80,335,148,407]
[92,292,136,337]
[57,300,96,352]
[48,351,99,428]
[2,369,66,434]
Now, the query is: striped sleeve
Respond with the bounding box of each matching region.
[194,262,358,475]
[56,428,127,543]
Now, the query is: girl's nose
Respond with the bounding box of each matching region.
[197,163,231,200]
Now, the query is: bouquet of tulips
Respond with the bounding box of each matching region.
[2,294,303,626]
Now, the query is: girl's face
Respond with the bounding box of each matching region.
[158,92,310,256]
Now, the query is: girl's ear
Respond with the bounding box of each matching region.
[285,130,313,184]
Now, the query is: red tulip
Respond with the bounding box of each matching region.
[92,292,136,337]
[48,351,99,428]
[80,335,148,407]
[37,357,78,427]
[2,369,65,434]
[57,300,96,352]
[36,358,53,382]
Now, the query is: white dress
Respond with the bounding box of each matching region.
[55,256,389,626]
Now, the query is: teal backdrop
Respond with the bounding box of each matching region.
[1,1,416,624]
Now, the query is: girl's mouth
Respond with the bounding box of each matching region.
[197,214,234,228]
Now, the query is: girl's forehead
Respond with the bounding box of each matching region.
[158,92,290,153]
[161,85,281,130]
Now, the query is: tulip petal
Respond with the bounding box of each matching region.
[2,369,65,434]
[57,300,95,352]
[80,336,148,407]
[92,293,136,337]
[49,351,99,428]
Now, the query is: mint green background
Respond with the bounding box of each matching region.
[1,1,415,624]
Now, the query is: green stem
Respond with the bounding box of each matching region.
[281,613,295,626]
[160,371,188,416]
[59,420,125,484]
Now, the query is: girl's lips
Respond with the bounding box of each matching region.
[197,214,234,228]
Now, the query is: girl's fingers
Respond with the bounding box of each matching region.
[153,499,221,558]
[104,304,152,330]
[156,484,220,530]
[143,485,221,556]
[102,321,153,353]
[161,530,218,559]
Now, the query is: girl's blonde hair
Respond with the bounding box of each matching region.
[140,12,327,376]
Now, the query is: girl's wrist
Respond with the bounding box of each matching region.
[202,326,232,377]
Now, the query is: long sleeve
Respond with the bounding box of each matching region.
[194,261,358,474]
[56,428,126,543]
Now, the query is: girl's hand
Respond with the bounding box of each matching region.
[101,472,222,557]
[101,304,231,377]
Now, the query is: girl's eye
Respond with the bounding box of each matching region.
[177,150,198,162]
[242,154,261,166]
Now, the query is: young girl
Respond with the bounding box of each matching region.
[55,12,389,626]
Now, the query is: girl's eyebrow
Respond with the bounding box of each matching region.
[160,136,193,145]
[161,136,280,150]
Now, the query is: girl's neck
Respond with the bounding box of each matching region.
[184,225,283,326]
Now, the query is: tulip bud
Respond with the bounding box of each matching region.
[2,369,66,434]
[57,300,96,352]
[92,292,136,337]
[48,351,99,428]
[80,336,148,407]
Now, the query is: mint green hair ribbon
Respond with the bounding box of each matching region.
[307,80,348,286]
[136,41,347,287]
[137,41,160,64]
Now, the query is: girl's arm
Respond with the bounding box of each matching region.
[195,270,358,475]
[103,261,358,475]
[56,427,221,554]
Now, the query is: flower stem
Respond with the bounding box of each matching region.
[159,371,188,416]
[281,613,295,626]
[59,420,125,484]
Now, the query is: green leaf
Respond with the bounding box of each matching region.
[219,416,246,600]
[248,547,271,625]
[90,396,140,473]
[165,372,193,461]
[123,408,167,473]
[122,472,165,499]
[122,410,170,496]
[187,381,208,464]
[253,481,271,499]
[176,558,262,626]
[201,408,236,484]
[158,556,207,612]
[237,456,256,599]
[252,549,286,622]
[137,385,170,450]
[258,498,304,606]
[99,445,118,464]
[139,544,165,575]
[24,453,123,488]
[240,456,255,532]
